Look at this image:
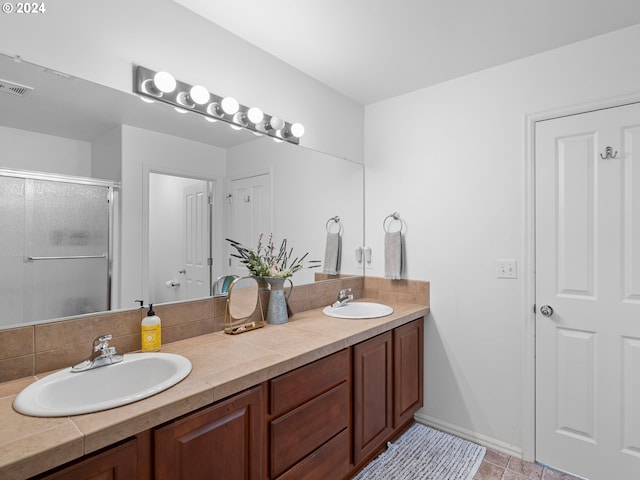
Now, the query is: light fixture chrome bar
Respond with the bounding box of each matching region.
[133,66,302,145]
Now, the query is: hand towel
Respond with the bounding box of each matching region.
[323,232,342,274]
[385,230,403,279]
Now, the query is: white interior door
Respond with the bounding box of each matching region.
[228,174,271,277]
[535,102,640,480]
[183,181,211,298]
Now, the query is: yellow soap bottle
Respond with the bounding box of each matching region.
[141,304,161,352]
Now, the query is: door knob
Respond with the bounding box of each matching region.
[540,305,554,317]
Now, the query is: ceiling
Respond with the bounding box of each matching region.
[173,0,640,105]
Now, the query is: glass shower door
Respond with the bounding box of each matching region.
[24,179,110,323]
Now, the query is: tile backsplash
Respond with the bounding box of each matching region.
[0,276,429,383]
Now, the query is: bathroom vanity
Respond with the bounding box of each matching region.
[1,301,427,480]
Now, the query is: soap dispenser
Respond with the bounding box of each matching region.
[141,304,161,352]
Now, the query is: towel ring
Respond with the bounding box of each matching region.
[383,212,405,234]
[326,216,343,234]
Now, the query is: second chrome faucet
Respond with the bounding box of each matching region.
[331,288,354,308]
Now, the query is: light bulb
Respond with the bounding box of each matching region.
[153,71,176,93]
[190,85,209,105]
[221,97,239,115]
[140,79,162,97]
[233,112,248,127]
[267,116,284,131]
[207,103,223,117]
[176,91,195,108]
[247,107,264,124]
[290,123,305,138]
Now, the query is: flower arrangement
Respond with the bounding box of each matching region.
[227,234,320,279]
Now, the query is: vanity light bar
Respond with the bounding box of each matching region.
[133,66,303,145]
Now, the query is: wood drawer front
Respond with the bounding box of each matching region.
[270,348,349,415]
[270,382,350,478]
[275,428,350,480]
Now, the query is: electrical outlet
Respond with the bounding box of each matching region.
[496,259,517,279]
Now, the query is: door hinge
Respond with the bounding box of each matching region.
[208,257,213,266]
[226,194,233,204]
[208,194,214,206]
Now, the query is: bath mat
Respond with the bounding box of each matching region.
[352,423,486,480]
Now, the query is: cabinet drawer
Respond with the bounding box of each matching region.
[276,428,350,480]
[270,348,349,415]
[270,381,349,478]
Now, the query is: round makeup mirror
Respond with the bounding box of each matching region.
[224,276,265,334]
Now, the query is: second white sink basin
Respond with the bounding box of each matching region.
[323,302,393,319]
[13,352,192,417]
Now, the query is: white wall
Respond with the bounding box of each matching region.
[0,125,91,176]
[91,127,122,182]
[364,24,640,456]
[120,125,226,309]
[0,0,363,164]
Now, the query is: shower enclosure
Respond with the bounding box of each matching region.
[0,170,116,327]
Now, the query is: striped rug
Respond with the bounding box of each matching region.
[352,423,486,480]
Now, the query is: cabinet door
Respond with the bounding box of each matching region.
[352,331,393,465]
[394,318,424,428]
[154,386,263,480]
[32,439,138,480]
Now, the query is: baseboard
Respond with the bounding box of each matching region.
[414,412,523,459]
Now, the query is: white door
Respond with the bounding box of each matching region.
[183,181,211,298]
[535,102,640,480]
[228,174,271,277]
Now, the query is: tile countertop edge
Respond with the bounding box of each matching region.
[0,301,429,479]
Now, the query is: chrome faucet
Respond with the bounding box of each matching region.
[71,334,124,372]
[331,288,353,308]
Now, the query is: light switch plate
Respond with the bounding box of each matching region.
[496,259,517,279]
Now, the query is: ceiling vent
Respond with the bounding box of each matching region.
[0,78,34,97]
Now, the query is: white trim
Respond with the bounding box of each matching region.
[522,90,640,464]
[415,412,523,459]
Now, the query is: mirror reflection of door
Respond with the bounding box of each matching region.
[183,182,211,299]
[149,173,213,304]
[228,174,271,277]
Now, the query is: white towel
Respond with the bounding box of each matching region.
[323,232,341,274]
[385,231,403,279]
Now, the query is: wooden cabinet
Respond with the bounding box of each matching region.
[352,330,393,465]
[394,318,424,428]
[31,439,139,480]
[154,385,263,480]
[352,318,424,470]
[268,349,350,480]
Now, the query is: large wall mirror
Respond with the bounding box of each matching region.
[0,54,364,330]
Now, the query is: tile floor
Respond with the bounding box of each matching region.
[474,449,582,480]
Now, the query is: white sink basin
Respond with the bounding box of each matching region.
[13,352,192,417]
[322,302,393,319]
